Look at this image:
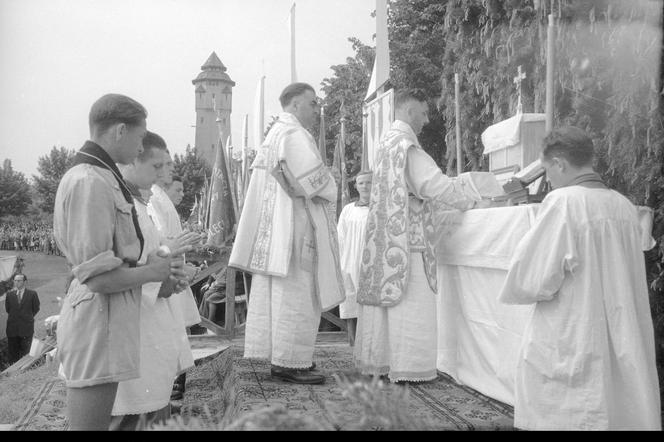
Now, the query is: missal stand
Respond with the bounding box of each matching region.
[482,67,550,206]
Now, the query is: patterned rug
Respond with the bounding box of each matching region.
[14,378,68,431]
[17,342,514,431]
[181,344,515,431]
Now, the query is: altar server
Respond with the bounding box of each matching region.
[337,171,372,346]
[499,126,661,430]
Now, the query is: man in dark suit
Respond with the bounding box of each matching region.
[5,273,40,363]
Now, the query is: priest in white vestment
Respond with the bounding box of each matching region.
[337,171,372,346]
[112,133,197,430]
[498,126,661,431]
[230,83,344,385]
[356,89,479,383]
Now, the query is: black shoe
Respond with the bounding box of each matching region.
[270,366,325,385]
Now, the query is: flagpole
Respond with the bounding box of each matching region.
[290,3,297,83]
[204,173,212,229]
[318,106,326,164]
[339,111,348,217]
[361,110,369,171]
[545,13,556,134]
[455,73,463,176]
[224,135,240,222]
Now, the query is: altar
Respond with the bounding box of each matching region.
[436,205,537,406]
[435,204,656,406]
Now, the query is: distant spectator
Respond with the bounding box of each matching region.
[5,273,40,364]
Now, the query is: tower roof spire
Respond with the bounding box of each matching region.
[192,51,235,86]
[201,51,227,72]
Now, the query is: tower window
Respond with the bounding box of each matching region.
[201,117,204,124]
[212,94,216,99]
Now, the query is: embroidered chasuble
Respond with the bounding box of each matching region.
[358,121,474,308]
[229,112,345,311]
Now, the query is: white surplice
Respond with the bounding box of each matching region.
[148,184,201,327]
[230,112,344,369]
[355,120,476,382]
[112,196,194,416]
[337,203,369,319]
[498,186,661,430]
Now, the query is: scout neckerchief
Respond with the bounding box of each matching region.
[73,141,145,263]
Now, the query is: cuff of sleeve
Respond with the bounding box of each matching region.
[72,251,124,284]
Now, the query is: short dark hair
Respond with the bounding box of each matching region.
[139,131,167,161]
[13,273,27,282]
[89,94,147,135]
[542,126,594,168]
[170,175,183,185]
[352,170,373,182]
[394,88,428,110]
[279,83,316,108]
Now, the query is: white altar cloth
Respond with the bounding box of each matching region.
[436,206,538,406]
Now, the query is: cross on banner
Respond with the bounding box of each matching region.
[514,65,526,114]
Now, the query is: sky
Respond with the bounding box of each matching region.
[0,0,377,177]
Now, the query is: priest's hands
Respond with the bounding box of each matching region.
[473,198,494,210]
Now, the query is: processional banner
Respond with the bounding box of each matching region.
[363,89,394,171]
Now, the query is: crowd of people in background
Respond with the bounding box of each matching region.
[0,222,62,256]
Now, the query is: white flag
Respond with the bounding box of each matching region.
[289,3,297,83]
[253,75,266,147]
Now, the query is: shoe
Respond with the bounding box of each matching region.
[170,382,184,401]
[270,366,325,385]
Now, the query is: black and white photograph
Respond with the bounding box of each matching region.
[0,0,662,431]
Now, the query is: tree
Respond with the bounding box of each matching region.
[321,38,375,179]
[0,159,32,217]
[33,146,76,213]
[388,0,452,168]
[173,145,211,220]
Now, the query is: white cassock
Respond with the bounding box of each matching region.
[148,185,201,327]
[498,186,661,430]
[112,196,194,416]
[337,203,369,319]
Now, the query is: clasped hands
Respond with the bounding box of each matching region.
[147,231,205,299]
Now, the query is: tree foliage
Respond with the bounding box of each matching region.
[0,159,32,217]
[321,38,376,180]
[32,146,76,213]
[173,145,211,220]
[432,0,663,359]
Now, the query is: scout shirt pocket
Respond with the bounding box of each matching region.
[67,279,95,308]
[113,196,141,264]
